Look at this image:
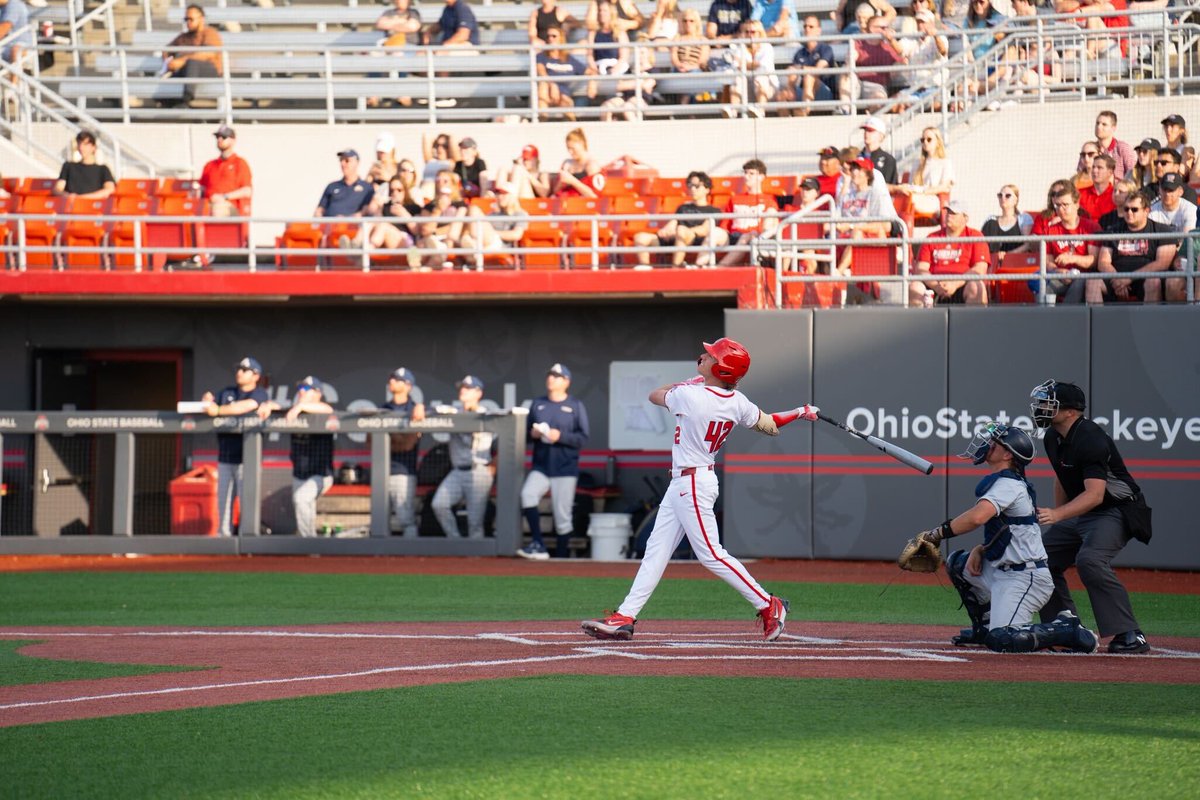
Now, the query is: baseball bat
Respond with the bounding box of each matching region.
[816,413,934,475]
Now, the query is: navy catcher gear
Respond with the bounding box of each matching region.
[959,421,1036,467]
[946,549,991,646]
[984,611,1099,653]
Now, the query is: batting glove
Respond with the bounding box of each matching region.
[799,404,819,421]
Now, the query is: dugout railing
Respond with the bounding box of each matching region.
[0,409,528,555]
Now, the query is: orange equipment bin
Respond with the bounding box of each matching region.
[169,466,220,535]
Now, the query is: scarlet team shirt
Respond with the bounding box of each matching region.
[917,227,990,275]
[666,383,760,470]
[1044,218,1100,265]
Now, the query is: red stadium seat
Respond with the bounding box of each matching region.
[1,176,18,195]
[0,195,12,268]
[710,176,739,196]
[61,197,111,270]
[755,175,796,198]
[659,195,689,215]
[146,195,200,269]
[16,177,58,197]
[848,242,897,301]
[992,252,1040,304]
[109,196,154,271]
[156,178,201,198]
[470,196,499,215]
[16,195,63,270]
[195,200,249,265]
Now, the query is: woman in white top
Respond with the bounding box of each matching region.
[727,19,778,118]
[897,127,956,218]
[646,0,680,40]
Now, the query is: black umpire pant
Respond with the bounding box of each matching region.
[1039,508,1141,637]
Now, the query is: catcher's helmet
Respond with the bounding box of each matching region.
[702,338,751,385]
[1029,379,1087,428]
[959,421,1036,466]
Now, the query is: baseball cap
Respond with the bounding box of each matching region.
[800,176,820,191]
[521,144,539,160]
[849,156,874,171]
[337,148,359,160]
[914,9,936,22]
[1052,381,1087,412]
[213,124,236,139]
[459,137,478,149]
[944,198,969,216]
[860,115,887,133]
[457,375,484,390]
[296,375,323,393]
[236,356,262,375]
[492,179,515,195]
[818,145,840,159]
[1160,172,1185,191]
[375,132,395,153]
[389,367,415,384]
[1135,137,1162,152]
[1161,114,1186,127]
[547,363,572,379]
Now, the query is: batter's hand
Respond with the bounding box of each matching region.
[799,404,819,421]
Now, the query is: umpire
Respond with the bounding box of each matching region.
[1029,380,1152,654]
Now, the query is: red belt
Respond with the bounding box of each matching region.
[676,465,714,476]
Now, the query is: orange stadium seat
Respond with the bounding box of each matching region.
[659,195,689,215]
[710,176,739,196]
[109,195,154,271]
[599,177,639,198]
[195,201,249,265]
[61,197,111,270]
[16,177,57,197]
[643,176,687,200]
[322,221,364,269]
[519,219,566,269]
[17,195,64,269]
[992,252,1040,304]
[114,177,158,200]
[520,197,557,216]
[156,178,201,198]
[469,196,498,215]
[0,195,11,267]
[1,177,17,195]
[561,196,615,268]
[146,195,200,269]
[278,222,324,269]
[756,175,796,198]
[612,195,659,265]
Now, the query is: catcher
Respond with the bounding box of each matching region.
[902,421,1098,654]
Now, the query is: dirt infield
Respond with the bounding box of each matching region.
[3,621,1199,728]
[2,555,1198,594]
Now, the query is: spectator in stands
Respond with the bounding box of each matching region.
[1022,178,1073,246]
[1043,183,1101,303]
[599,40,660,121]
[586,0,645,36]
[726,19,778,118]
[367,174,420,253]
[707,0,753,39]
[1099,177,1137,230]
[285,376,335,537]
[838,15,906,113]
[371,0,422,108]
[554,128,604,198]
[718,158,782,266]
[586,2,631,104]
[1183,146,1200,187]
[813,145,842,198]
[315,148,375,219]
[530,0,578,45]
[860,115,898,186]
[54,130,115,201]
[1073,141,1099,190]
[1096,189,1174,303]
[201,356,270,537]
[428,0,479,58]
[410,169,468,268]
[1093,110,1136,180]
[395,157,425,205]
[535,26,589,121]
[670,8,711,103]
[752,0,799,39]
[896,126,955,220]
[1080,152,1116,220]
[963,0,1007,63]
[1161,114,1187,154]
[0,0,33,67]
[163,4,223,104]
[371,132,399,186]
[1007,0,1063,93]
[832,154,901,294]
[909,0,941,23]
[777,176,826,275]
[834,0,895,32]
[198,124,252,217]
[633,170,727,268]
[431,375,495,540]
[779,15,836,116]
[647,0,680,39]
[981,183,1033,253]
[420,132,455,192]
[493,144,552,198]
[898,10,948,107]
[1155,148,1198,204]
[452,137,489,199]
[1055,0,1127,59]
[1151,172,1198,235]
[1131,138,1159,188]
[382,367,425,538]
[842,2,875,34]
[910,199,990,306]
[459,182,529,256]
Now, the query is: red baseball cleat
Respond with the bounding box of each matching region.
[758,596,789,642]
[581,611,636,641]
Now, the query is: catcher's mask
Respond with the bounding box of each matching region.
[702,338,751,385]
[1029,379,1086,429]
[959,421,1035,466]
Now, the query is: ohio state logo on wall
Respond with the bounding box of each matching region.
[33,415,49,431]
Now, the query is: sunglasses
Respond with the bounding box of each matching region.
[1124,205,1146,212]
[399,166,416,173]
[921,137,937,143]
[687,181,704,188]
[997,192,1015,198]
[296,384,317,392]
[1080,151,1098,158]
[1155,159,1174,165]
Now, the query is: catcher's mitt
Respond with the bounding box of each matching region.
[898,532,944,573]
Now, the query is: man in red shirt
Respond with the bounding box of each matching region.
[814,145,841,200]
[199,125,253,216]
[911,199,990,306]
[1043,183,1100,303]
[1079,152,1115,220]
[718,158,782,266]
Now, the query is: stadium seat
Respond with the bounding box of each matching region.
[1,177,17,195]
[561,196,615,268]
[114,177,158,200]
[156,178,201,198]
[710,176,739,196]
[643,176,687,200]
[520,197,557,216]
[992,252,1040,304]
[659,195,689,215]
[146,195,200,269]
[848,242,898,301]
[599,177,639,198]
[16,177,58,197]
[756,175,796,198]
[277,222,324,269]
[469,196,499,215]
[519,219,566,269]
[195,200,249,264]
[17,195,64,270]
[612,195,659,265]
[322,221,364,269]
[109,196,154,271]
[61,197,111,270]
[0,195,11,267]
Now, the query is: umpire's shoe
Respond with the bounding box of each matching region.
[1107,629,1151,654]
[582,612,636,641]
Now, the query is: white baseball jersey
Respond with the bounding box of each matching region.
[667,383,760,471]
[978,476,1048,566]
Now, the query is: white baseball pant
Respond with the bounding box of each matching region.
[432,466,493,539]
[292,475,333,537]
[520,470,578,534]
[387,473,419,538]
[216,462,243,537]
[618,470,771,619]
[962,561,1054,630]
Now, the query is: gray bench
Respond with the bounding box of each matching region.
[94,52,532,77]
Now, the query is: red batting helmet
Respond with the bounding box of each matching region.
[703,338,751,385]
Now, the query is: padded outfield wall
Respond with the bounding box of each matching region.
[0,303,1195,568]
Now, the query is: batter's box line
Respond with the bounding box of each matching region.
[573,646,969,663]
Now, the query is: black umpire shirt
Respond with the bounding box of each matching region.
[1043,416,1140,511]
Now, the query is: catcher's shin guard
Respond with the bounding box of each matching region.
[946,550,991,645]
[985,612,1099,654]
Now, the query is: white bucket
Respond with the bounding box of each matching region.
[587,512,633,561]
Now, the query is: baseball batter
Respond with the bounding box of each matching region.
[431,375,495,539]
[582,338,818,643]
[917,421,1098,653]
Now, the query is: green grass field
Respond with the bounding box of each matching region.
[2,570,1198,799]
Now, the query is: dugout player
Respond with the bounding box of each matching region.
[431,376,495,539]
[287,376,336,537]
[918,421,1097,653]
[582,338,818,643]
[1030,380,1152,654]
[517,363,590,560]
[382,367,425,538]
[201,356,270,537]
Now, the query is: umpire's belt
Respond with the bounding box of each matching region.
[672,465,714,478]
[996,559,1048,572]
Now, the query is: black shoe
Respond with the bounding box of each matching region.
[1107,630,1151,654]
[952,626,988,646]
